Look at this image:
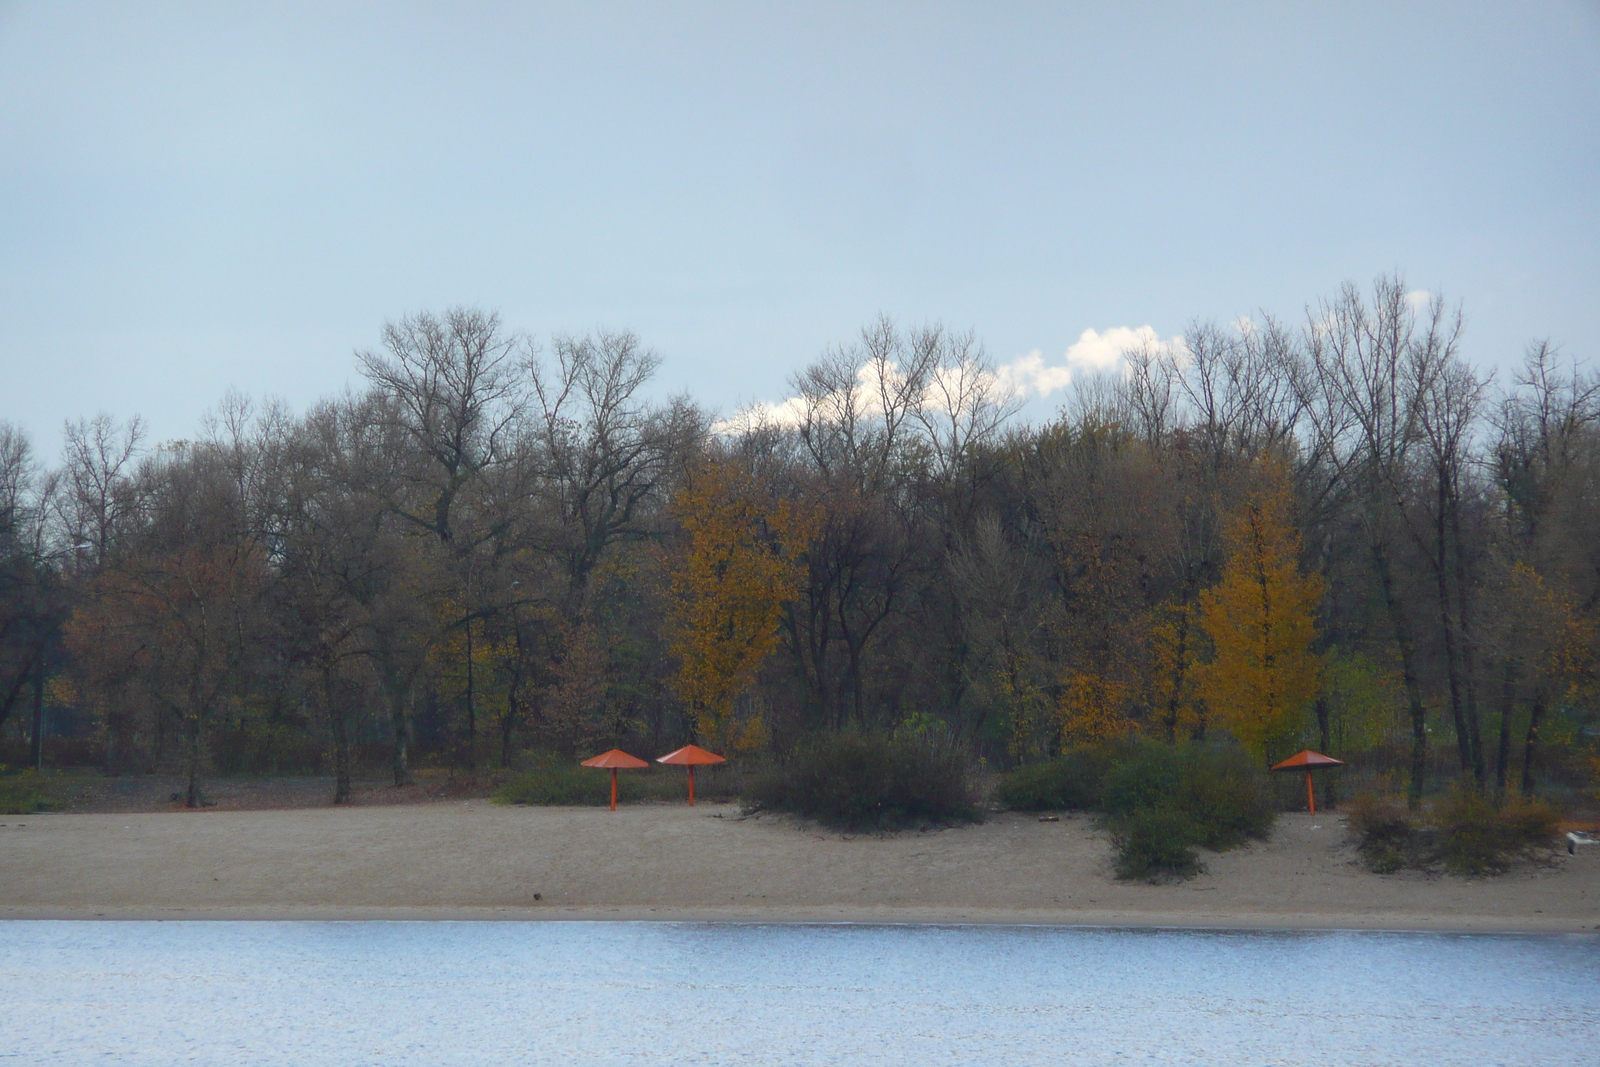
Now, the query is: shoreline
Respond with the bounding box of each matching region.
[2,903,1594,934]
[4,801,1595,935]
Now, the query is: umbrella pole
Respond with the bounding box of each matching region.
[689,765,696,807]
[1306,770,1316,815]
[610,768,618,811]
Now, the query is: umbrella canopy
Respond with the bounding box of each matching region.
[656,744,726,806]
[656,744,727,767]
[1270,749,1345,814]
[581,749,650,811]
[1271,750,1345,770]
[582,749,650,769]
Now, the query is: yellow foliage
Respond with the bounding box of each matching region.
[666,457,820,751]
[999,650,1053,763]
[1056,668,1135,745]
[1197,468,1324,761]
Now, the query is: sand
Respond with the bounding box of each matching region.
[1,802,1596,931]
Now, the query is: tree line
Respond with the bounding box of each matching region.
[1,276,1595,808]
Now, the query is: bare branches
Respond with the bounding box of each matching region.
[57,412,145,569]
[528,329,680,593]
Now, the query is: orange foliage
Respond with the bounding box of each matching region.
[1197,467,1324,761]
[666,457,819,752]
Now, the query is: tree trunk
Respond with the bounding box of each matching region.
[464,616,476,772]
[1163,605,1192,745]
[1315,696,1335,808]
[1495,659,1515,797]
[1449,504,1484,783]
[0,643,41,733]
[185,713,204,809]
[326,668,351,805]
[1432,480,1473,777]
[1520,690,1546,797]
[1373,539,1428,808]
[387,685,413,786]
[30,655,45,772]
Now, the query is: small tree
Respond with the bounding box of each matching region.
[1197,467,1324,762]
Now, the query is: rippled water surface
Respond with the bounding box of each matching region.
[2,921,1596,1066]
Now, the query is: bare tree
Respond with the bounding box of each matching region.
[1306,275,1453,807]
[57,413,145,569]
[529,329,691,598]
[1410,348,1488,782]
[358,307,528,549]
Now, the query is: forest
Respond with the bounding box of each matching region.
[1,275,1596,810]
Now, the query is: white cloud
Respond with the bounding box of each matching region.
[994,349,1071,399]
[717,395,809,433]
[715,324,1184,433]
[994,325,1185,400]
[1406,289,1432,313]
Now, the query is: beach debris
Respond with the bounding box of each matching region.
[580,749,650,811]
[1038,816,1059,822]
[656,744,726,806]
[1270,750,1345,814]
[1567,831,1597,855]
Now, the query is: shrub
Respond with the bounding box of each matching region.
[1100,742,1275,849]
[1109,807,1202,883]
[1100,743,1183,817]
[1432,789,1560,875]
[1349,794,1417,874]
[1349,789,1562,875]
[1096,742,1275,882]
[494,757,641,806]
[996,746,1114,811]
[742,731,982,831]
[0,769,55,815]
[1175,746,1276,850]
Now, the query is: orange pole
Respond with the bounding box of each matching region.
[610,768,618,811]
[1306,770,1316,815]
[688,765,696,807]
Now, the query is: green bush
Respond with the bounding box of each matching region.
[1109,807,1202,882]
[1349,789,1561,875]
[742,732,982,832]
[996,746,1114,811]
[1095,742,1274,882]
[1174,746,1277,850]
[0,769,55,815]
[1100,743,1275,848]
[494,757,644,806]
[1100,744,1184,816]
[1433,789,1560,875]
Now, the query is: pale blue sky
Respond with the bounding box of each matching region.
[3,2,1598,457]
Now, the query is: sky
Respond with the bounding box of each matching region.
[2,2,1598,459]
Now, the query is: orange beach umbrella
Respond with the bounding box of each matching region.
[581,749,650,811]
[656,744,726,806]
[1271,749,1345,814]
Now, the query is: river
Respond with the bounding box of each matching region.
[2,921,1595,1065]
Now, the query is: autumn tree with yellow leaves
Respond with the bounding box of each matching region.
[666,456,819,752]
[1197,470,1324,762]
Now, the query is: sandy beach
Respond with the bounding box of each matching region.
[2,800,1596,932]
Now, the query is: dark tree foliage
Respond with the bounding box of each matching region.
[0,280,1593,815]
